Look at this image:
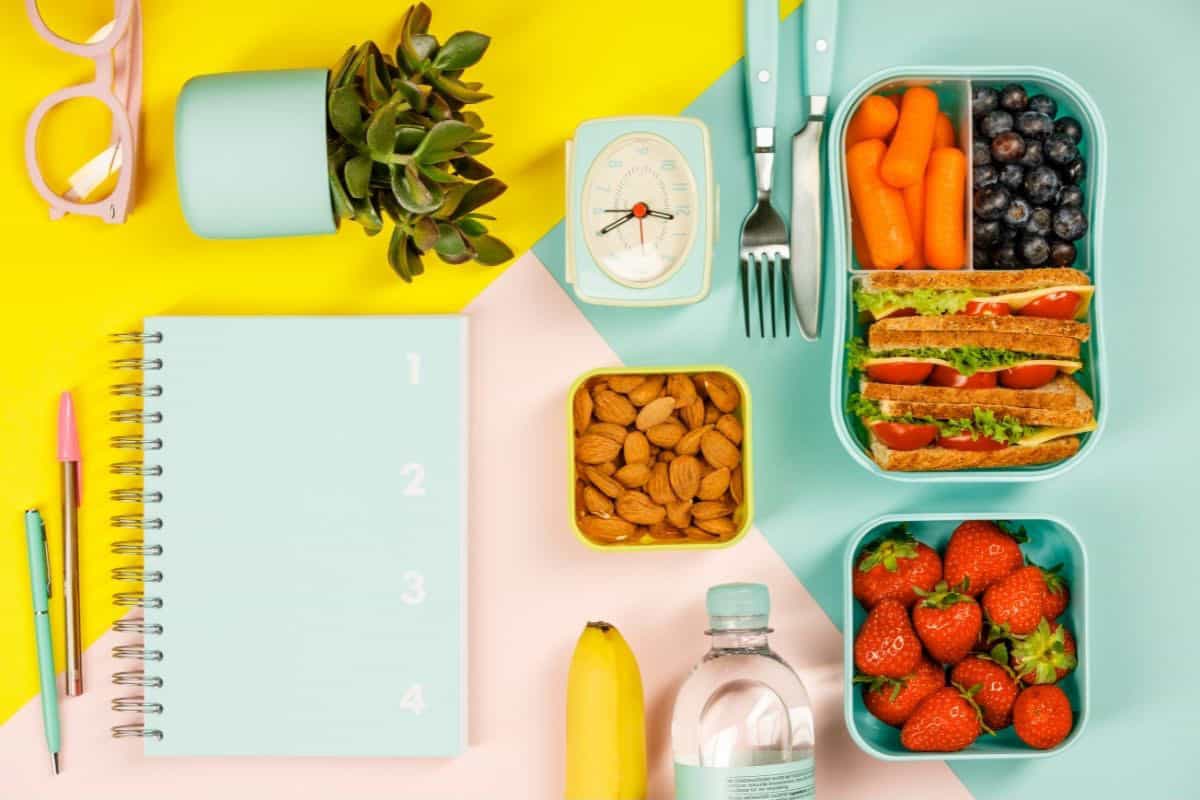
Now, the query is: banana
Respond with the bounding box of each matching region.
[565,621,647,800]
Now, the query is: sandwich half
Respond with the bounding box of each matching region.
[854,267,1093,321]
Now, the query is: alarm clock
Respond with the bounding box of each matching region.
[565,116,715,306]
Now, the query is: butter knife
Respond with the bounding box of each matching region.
[790,0,839,341]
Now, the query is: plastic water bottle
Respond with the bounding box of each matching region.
[671,583,815,799]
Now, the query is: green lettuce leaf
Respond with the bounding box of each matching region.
[847,393,1037,446]
[845,337,1070,377]
[854,288,986,317]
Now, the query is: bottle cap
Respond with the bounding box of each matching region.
[706,583,770,630]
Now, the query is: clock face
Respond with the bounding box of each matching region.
[581,133,699,287]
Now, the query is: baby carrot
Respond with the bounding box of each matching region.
[885,94,902,110]
[847,138,914,269]
[933,112,956,148]
[846,95,899,147]
[852,216,874,268]
[901,179,925,268]
[924,147,967,269]
[881,87,939,189]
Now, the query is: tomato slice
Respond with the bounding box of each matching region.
[879,307,918,319]
[870,421,939,451]
[964,300,1012,316]
[999,364,1059,389]
[936,433,1010,451]
[930,365,998,388]
[1018,291,1081,320]
[865,361,935,384]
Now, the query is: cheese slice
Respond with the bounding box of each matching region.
[862,356,1083,374]
[868,285,1095,320]
[1017,420,1098,446]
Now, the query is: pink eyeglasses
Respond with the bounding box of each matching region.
[24,0,143,223]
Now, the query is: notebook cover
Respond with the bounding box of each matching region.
[139,316,466,756]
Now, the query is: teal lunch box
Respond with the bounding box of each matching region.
[843,513,1089,761]
[828,67,1108,482]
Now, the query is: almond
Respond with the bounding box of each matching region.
[586,422,628,443]
[627,374,665,406]
[696,516,737,536]
[668,455,703,500]
[692,501,734,521]
[658,450,675,463]
[623,431,651,465]
[697,467,731,501]
[675,425,711,456]
[580,514,636,542]
[680,398,706,429]
[615,491,667,525]
[666,500,693,529]
[594,390,637,425]
[585,466,625,499]
[646,462,677,505]
[635,396,676,430]
[700,430,740,469]
[730,467,744,505]
[705,403,721,424]
[685,526,719,542]
[615,463,651,489]
[596,461,617,476]
[577,434,622,464]
[646,420,686,448]
[573,389,593,434]
[666,374,699,407]
[698,372,741,413]
[716,414,743,445]
[583,486,614,517]
[607,374,646,394]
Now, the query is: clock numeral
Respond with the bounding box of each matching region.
[594,185,611,193]
[401,570,427,605]
[675,205,691,216]
[607,159,623,168]
[635,146,649,156]
[401,463,426,496]
[591,207,606,215]
[661,160,676,171]
[672,182,689,192]
[400,684,426,715]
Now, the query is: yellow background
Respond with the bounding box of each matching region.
[1,0,799,724]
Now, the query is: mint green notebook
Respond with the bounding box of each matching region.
[125,316,466,756]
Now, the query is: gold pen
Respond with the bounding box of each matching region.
[58,392,83,696]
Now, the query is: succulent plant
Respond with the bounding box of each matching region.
[326,3,512,281]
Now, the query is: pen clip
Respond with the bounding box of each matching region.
[39,516,51,600]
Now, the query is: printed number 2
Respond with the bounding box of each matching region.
[406,353,421,385]
[402,463,426,496]
[401,571,426,605]
[400,683,425,715]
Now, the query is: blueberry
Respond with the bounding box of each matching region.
[1027,94,1058,117]
[979,110,1014,139]
[1058,185,1084,208]
[1048,239,1077,266]
[973,139,992,166]
[975,219,1003,247]
[974,186,1010,221]
[1019,139,1044,168]
[972,86,1000,117]
[991,131,1027,163]
[999,83,1029,112]
[1003,196,1033,228]
[992,242,1020,267]
[1015,111,1055,140]
[974,164,999,189]
[1025,206,1053,237]
[974,246,993,268]
[1020,235,1051,266]
[1045,133,1079,166]
[1052,206,1089,241]
[1024,166,1062,205]
[999,164,1025,192]
[1000,224,1019,244]
[1054,116,1084,144]
[1062,158,1086,185]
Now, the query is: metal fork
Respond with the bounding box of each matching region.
[739,0,790,338]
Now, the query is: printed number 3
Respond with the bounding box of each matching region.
[400,683,425,715]
[401,463,425,496]
[401,571,426,605]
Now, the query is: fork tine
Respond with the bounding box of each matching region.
[740,259,750,338]
[781,258,792,338]
[754,256,765,338]
[768,258,777,338]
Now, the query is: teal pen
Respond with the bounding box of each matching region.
[24,509,61,775]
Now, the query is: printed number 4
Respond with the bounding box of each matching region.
[402,463,425,496]
[401,571,426,605]
[400,684,425,715]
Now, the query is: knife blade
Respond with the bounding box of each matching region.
[790,0,839,341]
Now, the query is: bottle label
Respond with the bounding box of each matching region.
[674,758,815,800]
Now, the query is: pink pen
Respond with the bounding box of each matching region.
[58,392,83,696]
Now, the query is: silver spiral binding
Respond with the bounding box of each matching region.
[109,330,165,741]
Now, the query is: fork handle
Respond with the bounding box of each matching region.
[745,0,779,133]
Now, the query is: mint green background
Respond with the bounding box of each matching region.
[536,1,1197,795]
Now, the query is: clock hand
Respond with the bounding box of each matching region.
[599,212,635,235]
[646,210,674,220]
[603,204,676,222]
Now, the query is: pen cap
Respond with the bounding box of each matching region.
[58,392,82,462]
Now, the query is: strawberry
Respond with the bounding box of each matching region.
[911,581,982,665]
[1010,619,1077,685]
[1035,562,1070,620]
[982,565,1047,636]
[854,599,923,678]
[856,658,946,727]
[943,520,1027,597]
[1013,684,1073,749]
[853,526,943,609]
[950,647,1019,730]
[899,684,984,752]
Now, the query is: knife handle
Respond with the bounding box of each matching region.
[803,0,839,100]
[744,0,779,131]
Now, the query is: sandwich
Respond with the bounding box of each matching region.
[845,280,1098,472]
[854,267,1094,321]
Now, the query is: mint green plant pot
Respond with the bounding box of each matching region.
[175,68,336,239]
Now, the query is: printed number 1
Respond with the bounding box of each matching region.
[400,684,425,715]
[407,353,421,385]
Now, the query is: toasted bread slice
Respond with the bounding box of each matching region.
[862,375,1091,414]
[868,327,1082,360]
[869,436,1081,471]
[871,314,1091,341]
[859,268,1090,293]
[876,391,1094,428]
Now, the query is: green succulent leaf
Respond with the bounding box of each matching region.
[351,194,383,236]
[418,162,460,184]
[452,156,494,180]
[366,98,403,161]
[461,140,493,156]
[391,163,444,214]
[397,4,433,72]
[412,33,439,62]
[460,110,484,130]
[411,216,440,251]
[392,125,427,154]
[468,233,513,266]
[328,85,364,142]
[328,45,357,90]
[434,223,473,263]
[388,227,413,282]
[434,183,470,219]
[327,153,355,221]
[429,71,492,104]
[414,120,478,163]
[453,177,507,218]
[343,154,373,199]
[366,52,391,104]
[433,31,491,71]
[457,217,488,237]
[393,80,431,113]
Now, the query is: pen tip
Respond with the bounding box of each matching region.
[51,752,60,775]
